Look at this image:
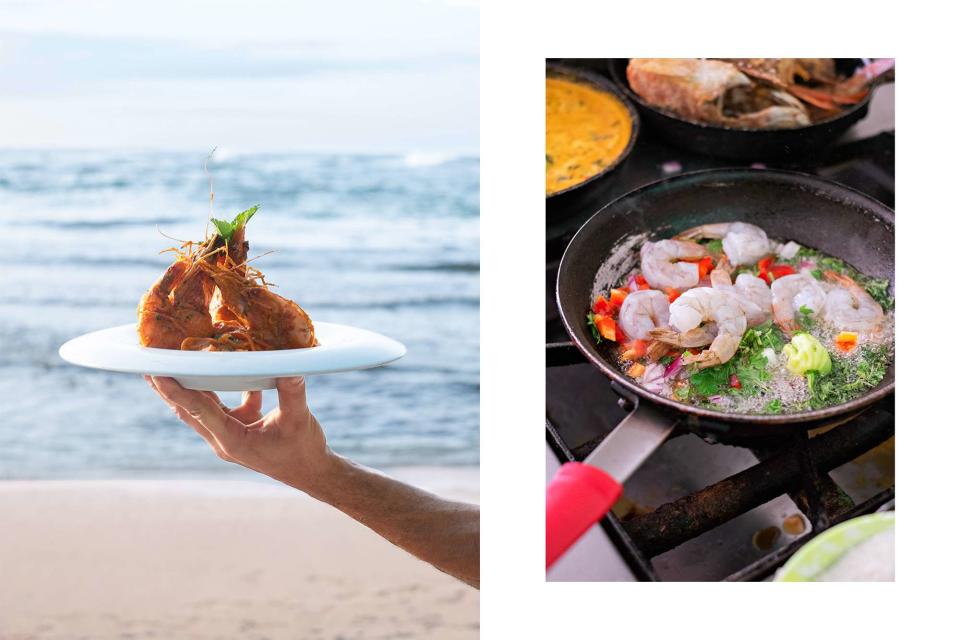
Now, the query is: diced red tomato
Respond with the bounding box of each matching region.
[593,314,617,341]
[729,374,742,389]
[757,256,774,272]
[609,287,629,309]
[664,287,681,303]
[592,296,612,315]
[697,256,714,279]
[634,274,650,290]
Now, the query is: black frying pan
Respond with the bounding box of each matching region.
[607,59,873,160]
[557,168,894,437]
[547,168,894,568]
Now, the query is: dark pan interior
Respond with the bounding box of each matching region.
[556,169,894,432]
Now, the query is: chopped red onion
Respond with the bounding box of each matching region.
[661,161,682,175]
[708,395,723,404]
[641,362,666,393]
[664,356,683,380]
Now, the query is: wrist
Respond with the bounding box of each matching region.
[295,446,348,504]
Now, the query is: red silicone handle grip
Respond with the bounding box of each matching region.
[546,462,623,569]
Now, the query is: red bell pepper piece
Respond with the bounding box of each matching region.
[729,374,741,389]
[697,256,714,279]
[633,274,650,290]
[621,339,649,360]
[770,264,796,280]
[609,288,629,309]
[664,287,681,303]
[592,296,612,315]
[615,323,628,344]
[593,314,617,341]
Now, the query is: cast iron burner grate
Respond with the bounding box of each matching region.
[546,63,894,580]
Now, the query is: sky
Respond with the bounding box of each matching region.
[0,0,479,154]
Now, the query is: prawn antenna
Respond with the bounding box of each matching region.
[204,146,218,236]
[156,225,189,245]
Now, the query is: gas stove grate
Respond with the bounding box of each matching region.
[547,346,894,581]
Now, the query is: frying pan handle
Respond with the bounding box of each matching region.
[546,462,622,569]
[546,399,678,569]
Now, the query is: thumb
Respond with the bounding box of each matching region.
[276,377,310,422]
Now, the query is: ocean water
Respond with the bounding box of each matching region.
[0,150,479,479]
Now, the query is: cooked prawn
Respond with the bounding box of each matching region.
[770,272,826,331]
[137,241,217,349]
[618,290,671,341]
[676,221,772,267]
[640,239,706,292]
[821,271,883,333]
[198,261,317,350]
[650,287,748,368]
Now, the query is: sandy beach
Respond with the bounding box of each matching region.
[0,468,479,640]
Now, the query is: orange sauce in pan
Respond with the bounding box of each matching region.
[546,77,632,195]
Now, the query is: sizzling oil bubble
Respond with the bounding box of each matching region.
[0,150,479,479]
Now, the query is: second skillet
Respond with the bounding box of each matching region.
[608,58,874,160]
[547,169,894,567]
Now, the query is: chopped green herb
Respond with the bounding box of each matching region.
[659,355,674,366]
[863,277,894,311]
[705,239,724,254]
[808,345,890,409]
[586,313,602,344]
[765,399,783,413]
[688,322,785,399]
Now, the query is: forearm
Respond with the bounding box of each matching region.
[300,452,480,588]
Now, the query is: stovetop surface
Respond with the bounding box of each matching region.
[546,60,894,581]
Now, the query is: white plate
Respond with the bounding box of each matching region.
[59,321,406,391]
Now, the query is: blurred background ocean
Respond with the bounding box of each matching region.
[0,0,479,479]
[0,151,479,477]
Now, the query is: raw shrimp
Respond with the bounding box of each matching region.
[770,272,826,331]
[137,242,217,349]
[676,221,772,267]
[651,288,748,368]
[821,271,883,333]
[618,290,671,340]
[640,239,707,291]
[710,263,772,326]
[199,261,317,350]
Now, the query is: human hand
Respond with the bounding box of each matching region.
[146,376,335,495]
